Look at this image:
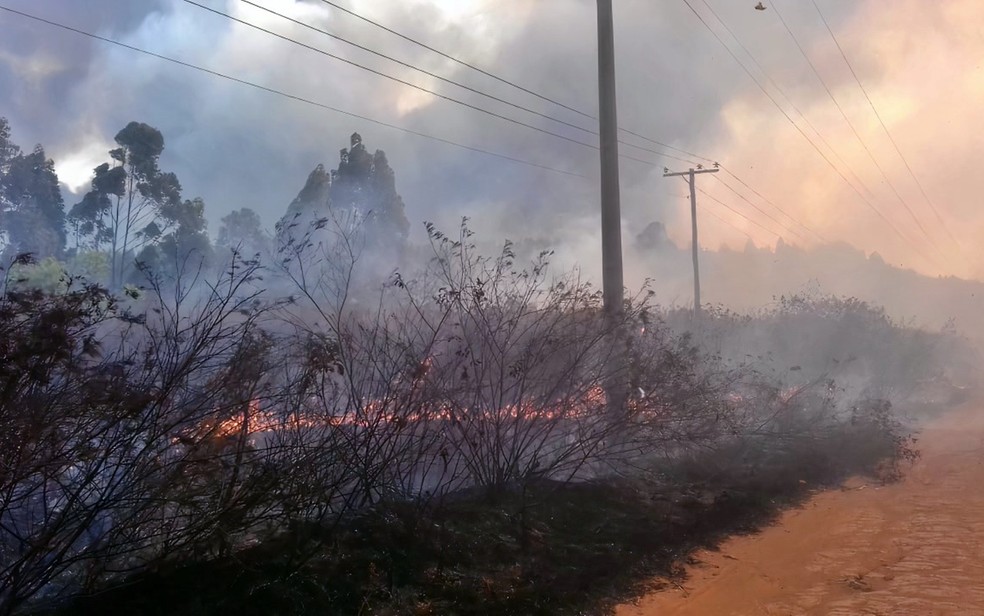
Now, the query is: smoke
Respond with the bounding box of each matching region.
[1,0,982,287]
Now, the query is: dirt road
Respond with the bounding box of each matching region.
[616,403,984,616]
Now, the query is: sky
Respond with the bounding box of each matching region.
[1,0,982,286]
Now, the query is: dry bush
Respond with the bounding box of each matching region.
[0,255,275,613]
[395,222,635,493]
[677,294,976,409]
[1,226,968,614]
[276,216,641,501]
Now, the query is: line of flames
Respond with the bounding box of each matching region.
[198,386,611,441]
[187,382,791,446]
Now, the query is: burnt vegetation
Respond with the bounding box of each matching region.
[0,119,978,614]
[0,215,975,616]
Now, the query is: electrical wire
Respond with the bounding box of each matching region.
[312,0,720,164]
[709,175,811,242]
[1,1,879,258]
[314,0,594,122]
[669,176,781,238]
[238,0,596,136]
[232,0,699,165]
[183,0,603,151]
[0,4,584,178]
[810,0,965,254]
[696,186,781,238]
[670,192,759,242]
[697,0,876,200]
[702,205,757,242]
[771,0,946,258]
[718,165,827,242]
[308,0,829,241]
[678,0,942,270]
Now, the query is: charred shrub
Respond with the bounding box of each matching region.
[0,229,971,615]
[840,398,919,482]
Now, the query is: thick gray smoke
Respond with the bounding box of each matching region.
[1,0,981,289]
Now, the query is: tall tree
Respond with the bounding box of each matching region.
[69,122,183,288]
[0,118,15,253]
[280,132,410,255]
[217,207,268,258]
[0,119,66,260]
[0,118,19,172]
[135,197,213,282]
[67,163,123,253]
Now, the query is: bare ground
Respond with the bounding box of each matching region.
[616,401,984,616]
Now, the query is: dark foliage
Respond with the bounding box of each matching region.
[0,218,968,615]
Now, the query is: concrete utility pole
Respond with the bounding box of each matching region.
[663,165,719,317]
[596,0,624,318]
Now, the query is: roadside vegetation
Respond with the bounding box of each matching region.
[1,214,975,616]
[1,118,977,614]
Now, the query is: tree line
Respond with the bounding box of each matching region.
[1,120,410,293]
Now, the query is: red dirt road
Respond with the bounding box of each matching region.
[616,403,984,616]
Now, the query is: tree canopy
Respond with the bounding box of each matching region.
[0,118,66,260]
[2,121,415,289]
[218,207,268,258]
[281,133,410,254]
[68,121,191,288]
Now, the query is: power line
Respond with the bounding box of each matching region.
[678,0,941,270]
[1,0,886,262]
[701,204,756,242]
[192,1,712,169]
[184,1,605,151]
[619,129,712,165]
[668,170,819,244]
[232,0,836,248]
[236,0,704,166]
[697,0,876,200]
[709,174,810,242]
[771,0,947,259]
[718,165,827,242]
[0,4,583,178]
[306,0,831,244]
[0,3,695,182]
[667,174,783,240]
[696,186,781,238]
[281,0,878,254]
[621,0,836,244]
[237,0,598,137]
[313,0,720,165]
[810,0,965,255]
[313,0,593,122]
[665,192,758,242]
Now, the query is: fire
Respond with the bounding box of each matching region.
[189,384,612,443]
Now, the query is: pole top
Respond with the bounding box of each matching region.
[663,167,720,178]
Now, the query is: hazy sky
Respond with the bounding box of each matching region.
[1,0,981,283]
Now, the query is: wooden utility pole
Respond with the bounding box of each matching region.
[663,165,719,317]
[596,0,623,318]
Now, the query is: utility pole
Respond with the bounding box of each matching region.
[596,0,627,416]
[663,164,719,317]
[596,0,623,319]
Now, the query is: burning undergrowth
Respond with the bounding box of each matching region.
[0,220,975,615]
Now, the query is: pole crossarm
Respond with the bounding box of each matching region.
[663,167,720,178]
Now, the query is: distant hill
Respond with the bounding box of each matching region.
[634,223,984,337]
